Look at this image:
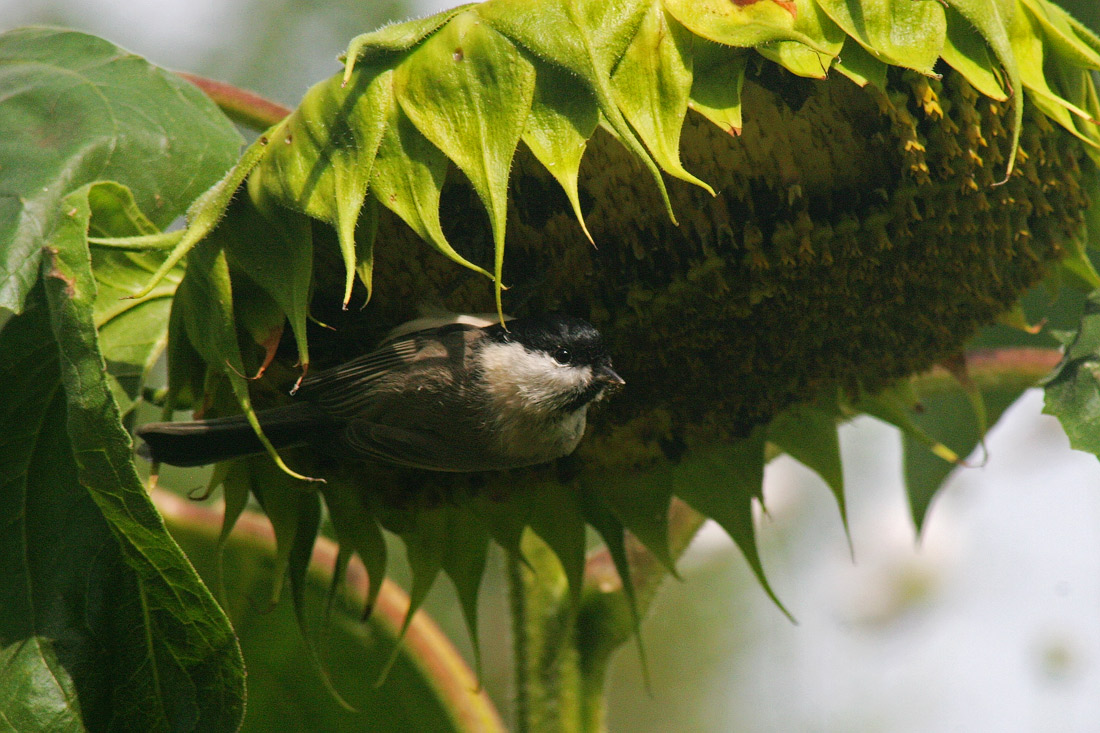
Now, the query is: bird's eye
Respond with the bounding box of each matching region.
[552,347,571,365]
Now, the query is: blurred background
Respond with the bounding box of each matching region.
[5,1,1100,730]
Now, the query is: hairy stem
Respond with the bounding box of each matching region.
[509,531,590,732]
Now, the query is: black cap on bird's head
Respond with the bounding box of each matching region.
[486,314,625,386]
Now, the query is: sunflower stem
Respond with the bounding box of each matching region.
[176,73,290,130]
[509,531,592,732]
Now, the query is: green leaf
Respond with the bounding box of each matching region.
[225,268,286,379]
[438,507,490,679]
[470,491,532,561]
[944,0,1024,175]
[1044,292,1100,458]
[577,486,651,683]
[355,197,381,298]
[768,402,848,537]
[610,6,714,194]
[0,304,87,732]
[902,375,1027,531]
[369,101,494,284]
[941,5,1009,101]
[577,488,642,635]
[815,0,947,75]
[5,181,245,730]
[903,387,983,531]
[250,60,394,308]
[396,10,537,319]
[244,459,306,609]
[134,132,270,300]
[521,58,600,242]
[1058,232,1100,291]
[342,4,477,73]
[755,0,846,79]
[672,431,793,619]
[589,467,677,576]
[524,480,589,606]
[0,28,241,313]
[86,183,183,420]
[859,382,964,466]
[224,192,314,374]
[478,0,679,223]
[1022,0,1100,71]
[162,494,506,732]
[322,479,389,619]
[833,35,888,89]
[1051,2,1100,60]
[379,507,450,680]
[282,487,356,710]
[216,462,251,600]
[400,508,448,623]
[578,490,633,599]
[175,236,315,481]
[664,0,820,49]
[163,286,208,415]
[688,41,749,135]
[1008,1,1100,150]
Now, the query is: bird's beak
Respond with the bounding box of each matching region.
[598,366,625,386]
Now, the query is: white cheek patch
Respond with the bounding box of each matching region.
[478,342,592,413]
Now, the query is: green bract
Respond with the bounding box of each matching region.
[113,0,1100,697]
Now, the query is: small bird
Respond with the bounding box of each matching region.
[136,313,624,471]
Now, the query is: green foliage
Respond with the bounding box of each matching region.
[0,28,246,731]
[0,28,241,313]
[162,493,505,732]
[7,2,1100,729]
[1045,293,1100,454]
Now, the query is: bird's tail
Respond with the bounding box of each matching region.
[135,403,333,467]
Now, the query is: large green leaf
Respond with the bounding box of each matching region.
[0,28,247,731]
[1045,292,1100,456]
[0,187,245,731]
[0,28,241,313]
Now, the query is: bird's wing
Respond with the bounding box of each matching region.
[342,421,500,472]
[295,323,479,419]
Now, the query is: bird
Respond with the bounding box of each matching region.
[135,312,624,472]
